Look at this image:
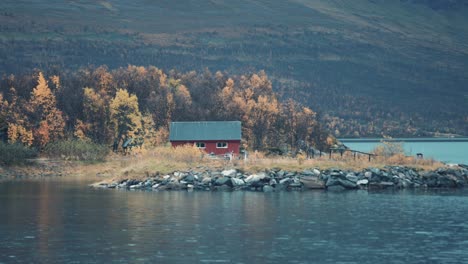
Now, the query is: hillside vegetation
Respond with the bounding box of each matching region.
[0,0,467,137]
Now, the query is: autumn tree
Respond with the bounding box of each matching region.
[109,89,142,144]
[79,87,112,143]
[171,82,192,121]
[218,78,241,120]
[140,112,157,147]
[247,95,280,149]
[1,88,34,146]
[27,72,66,148]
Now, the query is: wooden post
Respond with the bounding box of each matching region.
[329,149,332,159]
[368,154,371,162]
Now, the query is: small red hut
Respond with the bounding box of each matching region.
[169,121,241,156]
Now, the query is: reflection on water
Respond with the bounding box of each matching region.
[1,181,468,263]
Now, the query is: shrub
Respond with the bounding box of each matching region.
[372,140,405,157]
[0,142,38,166]
[44,139,108,162]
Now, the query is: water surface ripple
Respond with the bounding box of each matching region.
[1,181,468,263]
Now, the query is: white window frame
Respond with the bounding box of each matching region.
[216,142,228,149]
[196,142,206,149]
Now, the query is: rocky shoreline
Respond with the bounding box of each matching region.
[92,165,468,192]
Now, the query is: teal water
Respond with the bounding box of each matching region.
[1,181,468,263]
[340,138,468,164]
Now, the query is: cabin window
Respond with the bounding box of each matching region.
[196,142,206,148]
[216,142,228,148]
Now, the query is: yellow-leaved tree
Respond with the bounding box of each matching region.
[109,89,142,145]
[28,72,65,148]
[80,87,111,143]
[2,88,34,146]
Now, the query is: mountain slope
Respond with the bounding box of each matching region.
[0,0,467,136]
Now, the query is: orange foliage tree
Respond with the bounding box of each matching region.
[27,72,65,148]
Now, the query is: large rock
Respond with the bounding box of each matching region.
[364,171,372,178]
[263,185,274,192]
[338,179,357,189]
[221,169,237,177]
[398,179,413,188]
[356,179,369,186]
[288,181,302,189]
[313,169,321,176]
[345,173,358,183]
[326,178,340,187]
[279,177,291,185]
[330,171,344,178]
[277,170,286,178]
[165,182,182,190]
[231,178,245,187]
[126,179,140,186]
[300,176,325,189]
[437,174,458,188]
[174,171,186,179]
[183,174,195,183]
[370,168,381,175]
[201,177,212,185]
[380,181,395,187]
[325,176,357,189]
[129,183,143,189]
[215,177,233,187]
[245,173,266,184]
[269,178,278,187]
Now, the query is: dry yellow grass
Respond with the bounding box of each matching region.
[89,147,446,183]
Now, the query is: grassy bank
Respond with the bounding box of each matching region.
[87,145,444,183]
[1,145,445,182]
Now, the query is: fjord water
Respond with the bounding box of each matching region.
[340,138,468,164]
[1,181,468,263]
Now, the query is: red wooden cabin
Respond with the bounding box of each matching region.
[169,121,241,156]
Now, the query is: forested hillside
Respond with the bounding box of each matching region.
[0,67,332,152]
[0,0,467,137]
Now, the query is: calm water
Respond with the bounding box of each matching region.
[1,180,468,263]
[340,138,468,164]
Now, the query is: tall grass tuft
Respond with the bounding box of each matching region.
[0,142,38,166]
[154,144,205,164]
[44,139,108,162]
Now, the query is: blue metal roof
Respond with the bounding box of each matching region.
[169,121,241,141]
